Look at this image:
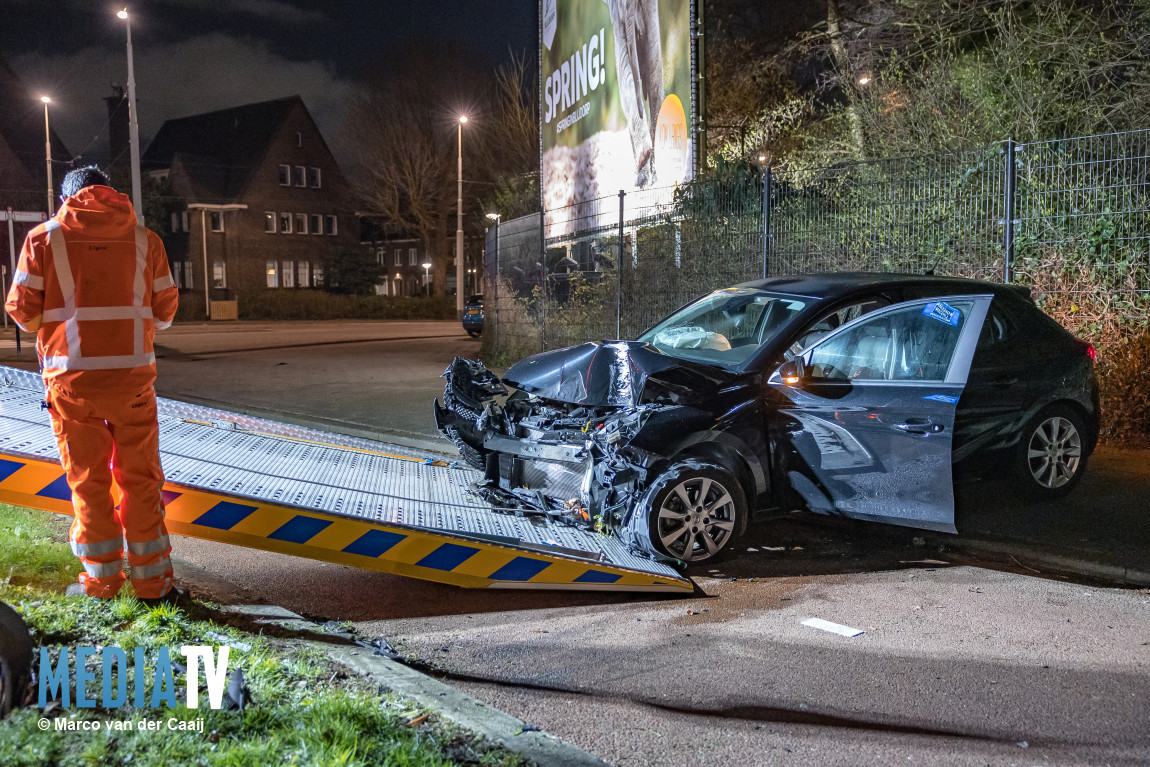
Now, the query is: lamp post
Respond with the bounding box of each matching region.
[456,115,468,315]
[117,8,143,224]
[40,97,54,216]
[422,262,432,295]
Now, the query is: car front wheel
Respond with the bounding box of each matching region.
[629,460,747,565]
[1016,405,1088,498]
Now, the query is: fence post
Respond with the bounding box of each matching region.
[1003,137,1016,283]
[762,167,772,279]
[617,190,625,339]
[539,209,546,352]
[493,218,499,356]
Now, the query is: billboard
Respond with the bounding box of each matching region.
[541,0,695,229]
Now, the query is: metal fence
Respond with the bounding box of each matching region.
[485,128,1150,361]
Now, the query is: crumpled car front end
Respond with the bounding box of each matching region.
[433,342,732,554]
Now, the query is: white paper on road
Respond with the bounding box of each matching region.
[802,618,865,638]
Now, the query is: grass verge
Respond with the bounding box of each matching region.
[0,503,527,767]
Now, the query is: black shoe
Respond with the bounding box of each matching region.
[140,586,190,608]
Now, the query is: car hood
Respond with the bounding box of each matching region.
[502,340,734,407]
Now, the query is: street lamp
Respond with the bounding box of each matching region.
[40,96,53,215]
[117,8,143,224]
[422,262,432,295]
[456,114,468,315]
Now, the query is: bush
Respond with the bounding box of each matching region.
[1097,330,1150,446]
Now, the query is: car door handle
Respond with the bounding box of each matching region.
[894,420,946,435]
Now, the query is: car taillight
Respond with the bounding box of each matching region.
[1077,339,1096,360]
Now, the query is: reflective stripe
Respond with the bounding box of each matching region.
[82,560,124,579]
[42,352,156,371]
[47,227,82,362]
[133,228,147,356]
[155,319,172,331]
[71,535,123,558]
[127,533,170,556]
[153,274,175,291]
[42,306,154,323]
[131,557,172,580]
[14,270,43,290]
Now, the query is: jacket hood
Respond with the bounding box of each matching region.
[502,340,733,407]
[56,185,138,238]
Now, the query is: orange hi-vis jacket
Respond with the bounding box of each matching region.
[5,185,178,395]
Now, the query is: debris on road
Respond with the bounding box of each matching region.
[802,618,865,637]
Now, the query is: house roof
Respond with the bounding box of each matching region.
[142,95,303,204]
[0,55,71,198]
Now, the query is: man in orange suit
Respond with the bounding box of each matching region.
[5,166,183,606]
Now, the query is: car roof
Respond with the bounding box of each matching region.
[732,272,1027,300]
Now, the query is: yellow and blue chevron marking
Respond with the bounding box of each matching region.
[0,454,692,592]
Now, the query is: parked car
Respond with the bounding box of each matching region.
[435,273,1099,565]
[462,294,483,337]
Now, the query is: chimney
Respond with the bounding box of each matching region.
[103,84,129,173]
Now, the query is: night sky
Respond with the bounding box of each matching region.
[0,0,538,170]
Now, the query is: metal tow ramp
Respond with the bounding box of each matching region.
[0,365,691,593]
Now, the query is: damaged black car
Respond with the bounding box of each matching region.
[434,273,1098,566]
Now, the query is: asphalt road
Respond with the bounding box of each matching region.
[8,321,1147,765]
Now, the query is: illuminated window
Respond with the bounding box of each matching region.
[408,247,417,266]
[282,260,295,288]
[266,261,279,288]
[212,260,227,288]
[312,263,324,287]
[264,211,276,233]
[297,261,309,287]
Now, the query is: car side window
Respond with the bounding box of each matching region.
[977,303,1014,349]
[788,298,891,356]
[806,299,975,382]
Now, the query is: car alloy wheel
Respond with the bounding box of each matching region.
[1017,405,1088,498]
[1027,415,1082,489]
[633,461,747,565]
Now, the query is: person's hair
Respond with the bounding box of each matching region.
[60,165,112,199]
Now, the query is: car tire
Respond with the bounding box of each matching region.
[1015,404,1088,499]
[465,329,481,338]
[628,460,748,565]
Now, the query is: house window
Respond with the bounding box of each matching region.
[294,213,307,234]
[310,214,322,235]
[278,164,291,186]
[312,263,324,287]
[292,165,306,187]
[212,260,227,289]
[171,262,182,288]
[297,261,309,288]
[181,211,190,231]
[308,167,321,188]
[183,261,194,290]
[266,261,279,288]
[296,131,302,148]
[394,249,401,267]
[282,260,295,288]
[325,215,337,235]
[408,247,417,266]
[264,211,276,233]
[209,211,224,232]
[279,212,292,233]
[170,212,180,233]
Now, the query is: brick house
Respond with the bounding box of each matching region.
[142,96,357,315]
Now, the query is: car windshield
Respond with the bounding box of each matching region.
[637,288,811,369]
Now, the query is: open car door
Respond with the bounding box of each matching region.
[768,294,992,533]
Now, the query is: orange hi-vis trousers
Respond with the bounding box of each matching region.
[46,385,172,599]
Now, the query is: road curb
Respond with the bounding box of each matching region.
[220,604,611,767]
[940,536,1150,587]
